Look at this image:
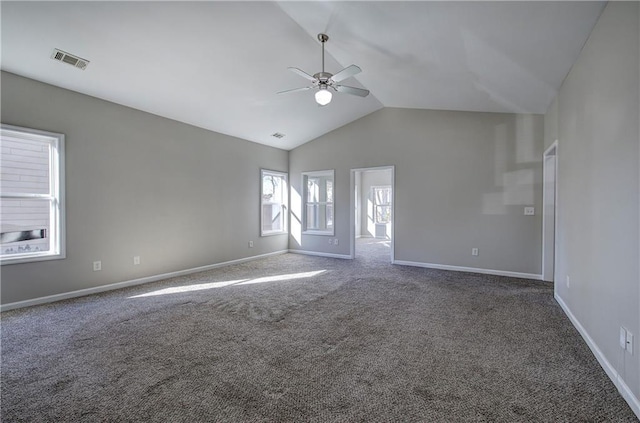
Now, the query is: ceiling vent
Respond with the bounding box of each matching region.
[271,133,285,139]
[51,49,89,70]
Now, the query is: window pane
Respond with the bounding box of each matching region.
[272,177,283,204]
[0,137,50,195]
[374,187,391,205]
[376,205,391,224]
[307,179,319,202]
[260,170,287,235]
[306,204,319,229]
[262,176,275,200]
[262,203,281,232]
[0,198,50,255]
[302,170,333,234]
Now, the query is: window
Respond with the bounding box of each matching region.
[261,169,288,236]
[302,170,334,235]
[372,186,391,224]
[0,124,65,264]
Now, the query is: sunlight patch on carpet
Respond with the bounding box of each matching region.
[128,270,327,298]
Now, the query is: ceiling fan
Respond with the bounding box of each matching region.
[278,33,370,106]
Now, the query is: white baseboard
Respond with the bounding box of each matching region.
[0,250,289,312]
[288,249,351,260]
[555,294,640,419]
[393,260,542,281]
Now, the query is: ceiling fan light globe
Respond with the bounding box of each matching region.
[315,89,332,106]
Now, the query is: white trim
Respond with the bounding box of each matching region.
[555,294,640,419]
[301,169,335,236]
[393,260,542,280]
[0,250,288,312]
[303,229,334,236]
[260,169,288,237]
[543,140,558,161]
[350,165,394,173]
[371,185,392,225]
[542,140,558,282]
[288,249,351,260]
[350,166,395,262]
[1,124,66,265]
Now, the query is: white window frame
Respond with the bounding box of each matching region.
[260,169,288,236]
[372,185,392,224]
[0,124,66,265]
[302,169,335,236]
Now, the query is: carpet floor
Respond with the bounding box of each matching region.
[1,239,637,422]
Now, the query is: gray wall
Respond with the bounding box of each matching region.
[289,108,544,275]
[545,1,639,402]
[1,71,288,305]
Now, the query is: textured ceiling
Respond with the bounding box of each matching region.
[1,1,605,150]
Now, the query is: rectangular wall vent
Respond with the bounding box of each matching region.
[51,49,89,70]
[271,133,285,139]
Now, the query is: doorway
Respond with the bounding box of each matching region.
[350,166,395,262]
[542,141,557,282]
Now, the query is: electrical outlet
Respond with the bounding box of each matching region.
[328,238,333,245]
[93,261,102,271]
[248,241,254,248]
[620,327,627,349]
[472,248,479,256]
[334,239,339,245]
[133,256,140,265]
[626,331,633,355]
[524,207,535,215]
[566,275,570,288]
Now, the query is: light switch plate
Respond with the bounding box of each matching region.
[626,331,633,355]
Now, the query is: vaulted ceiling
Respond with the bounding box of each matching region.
[1,1,605,150]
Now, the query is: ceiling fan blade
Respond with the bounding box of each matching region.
[288,67,317,82]
[277,86,312,95]
[330,64,361,83]
[335,85,370,97]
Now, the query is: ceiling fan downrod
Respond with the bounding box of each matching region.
[318,33,329,74]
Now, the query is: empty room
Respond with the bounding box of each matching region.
[1,1,638,421]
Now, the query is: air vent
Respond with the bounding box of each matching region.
[271,133,285,139]
[51,49,89,70]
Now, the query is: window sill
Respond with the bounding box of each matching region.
[261,231,288,237]
[303,230,335,236]
[0,252,65,265]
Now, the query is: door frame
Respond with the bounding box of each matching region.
[542,141,558,282]
[349,165,396,262]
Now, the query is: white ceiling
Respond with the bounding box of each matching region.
[1,1,605,150]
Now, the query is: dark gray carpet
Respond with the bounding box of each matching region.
[1,238,637,422]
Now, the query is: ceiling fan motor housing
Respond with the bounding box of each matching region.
[314,72,333,83]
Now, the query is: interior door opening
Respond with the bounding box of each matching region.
[350,166,395,263]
